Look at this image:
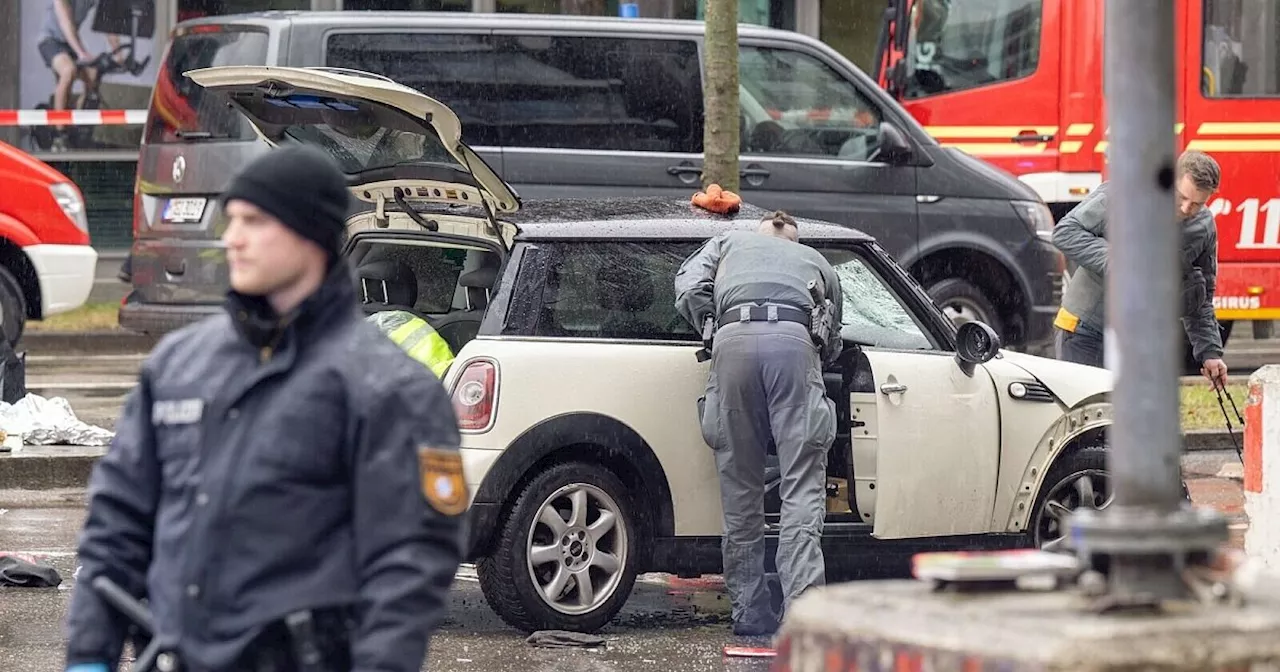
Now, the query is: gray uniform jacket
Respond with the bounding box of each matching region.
[674,230,843,365]
[1051,181,1224,363]
[65,261,464,672]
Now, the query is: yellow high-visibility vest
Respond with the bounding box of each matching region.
[366,310,455,378]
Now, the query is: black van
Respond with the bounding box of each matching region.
[122,11,1063,351]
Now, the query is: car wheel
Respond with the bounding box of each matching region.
[928,278,1005,338]
[476,462,639,634]
[0,267,28,347]
[1030,446,1112,553]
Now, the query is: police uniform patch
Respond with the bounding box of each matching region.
[418,446,468,516]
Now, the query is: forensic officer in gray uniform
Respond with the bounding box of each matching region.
[64,146,465,672]
[674,210,842,637]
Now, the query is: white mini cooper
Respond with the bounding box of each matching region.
[192,66,1120,634]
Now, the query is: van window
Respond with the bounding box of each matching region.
[739,46,883,160]
[325,33,503,146]
[903,0,1042,99]
[144,26,270,144]
[1202,0,1280,97]
[490,36,704,154]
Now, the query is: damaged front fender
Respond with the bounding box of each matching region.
[1003,400,1113,535]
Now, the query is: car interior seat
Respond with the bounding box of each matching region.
[432,255,499,354]
[595,262,660,338]
[356,258,430,323]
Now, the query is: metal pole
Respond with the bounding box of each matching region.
[1068,0,1228,606]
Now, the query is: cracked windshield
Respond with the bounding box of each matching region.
[1,0,1278,669]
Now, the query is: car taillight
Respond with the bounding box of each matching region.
[451,360,497,431]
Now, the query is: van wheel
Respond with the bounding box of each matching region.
[0,268,28,347]
[928,278,1004,338]
[477,462,638,634]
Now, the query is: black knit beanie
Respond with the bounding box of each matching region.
[222,145,351,261]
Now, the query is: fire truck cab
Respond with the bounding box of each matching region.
[876,0,1280,346]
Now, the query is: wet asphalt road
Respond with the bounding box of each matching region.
[0,490,768,672]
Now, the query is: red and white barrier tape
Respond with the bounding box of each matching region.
[0,109,148,126]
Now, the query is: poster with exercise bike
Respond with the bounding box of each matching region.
[19,0,158,153]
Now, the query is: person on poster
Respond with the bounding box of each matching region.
[36,0,124,149]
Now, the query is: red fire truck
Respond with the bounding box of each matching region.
[874,0,1280,346]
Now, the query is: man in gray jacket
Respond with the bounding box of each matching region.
[674,210,842,637]
[1052,149,1229,388]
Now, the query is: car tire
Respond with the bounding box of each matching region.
[1030,444,1193,554]
[0,267,28,347]
[1030,445,1110,554]
[476,461,639,634]
[928,278,1005,340]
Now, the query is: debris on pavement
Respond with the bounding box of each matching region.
[525,630,608,649]
[0,393,114,447]
[723,646,776,658]
[0,553,62,587]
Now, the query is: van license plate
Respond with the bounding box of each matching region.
[162,198,207,223]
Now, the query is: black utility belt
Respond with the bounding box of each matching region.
[717,304,810,330]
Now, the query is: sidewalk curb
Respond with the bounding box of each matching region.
[0,452,101,490]
[1183,428,1242,452]
[17,331,158,355]
[0,431,1244,491]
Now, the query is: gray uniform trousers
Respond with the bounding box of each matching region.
[699,320,837,629]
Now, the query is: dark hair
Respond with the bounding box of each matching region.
[1177,150,1221,192]
[766,210,797,230]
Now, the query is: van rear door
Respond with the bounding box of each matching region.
[129,23,272,312]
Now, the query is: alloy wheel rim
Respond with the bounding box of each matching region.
[526,483,628,615]
[1035,469,1113,553]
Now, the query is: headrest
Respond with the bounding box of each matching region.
[357,259,417,307]
[459,266,498,289]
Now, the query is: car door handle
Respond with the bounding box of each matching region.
[164,259,186,276]
[739,167,771,178]
[667,165,703,176]
[1012,132,1054,143]
[880,383,908,395]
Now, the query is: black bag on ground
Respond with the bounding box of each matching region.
[0,554,62,587]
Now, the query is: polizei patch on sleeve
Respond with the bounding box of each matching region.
[152,398,205,426]
[418,446,468,515]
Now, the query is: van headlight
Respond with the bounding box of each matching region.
[1013,200,1054,241]
[49,182,89,233]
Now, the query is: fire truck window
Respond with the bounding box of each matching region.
[903,0,1043,99]
[1202,0,1280,97]
[739,46,883,160]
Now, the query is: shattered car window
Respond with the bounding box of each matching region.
[819,248,933,350]
[536,241,701,341]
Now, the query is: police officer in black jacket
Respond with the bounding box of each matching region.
[64,146,467,672]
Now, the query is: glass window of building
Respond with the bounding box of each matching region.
[1203,0,1280,97]
[903,0,1042,99]
[344,0,469,10]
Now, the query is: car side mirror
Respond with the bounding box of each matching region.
[955,321,1001,376]
[875,121,913,164]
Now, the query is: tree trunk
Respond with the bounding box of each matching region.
[702,0,740,192]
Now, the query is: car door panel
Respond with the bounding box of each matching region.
[860,349,1001,538]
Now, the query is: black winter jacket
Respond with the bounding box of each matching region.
[65,259,465,672]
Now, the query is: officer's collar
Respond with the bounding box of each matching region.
[225,258,360,350]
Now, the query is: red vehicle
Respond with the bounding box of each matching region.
[875,0,1280,347]
[0,141,98,345]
